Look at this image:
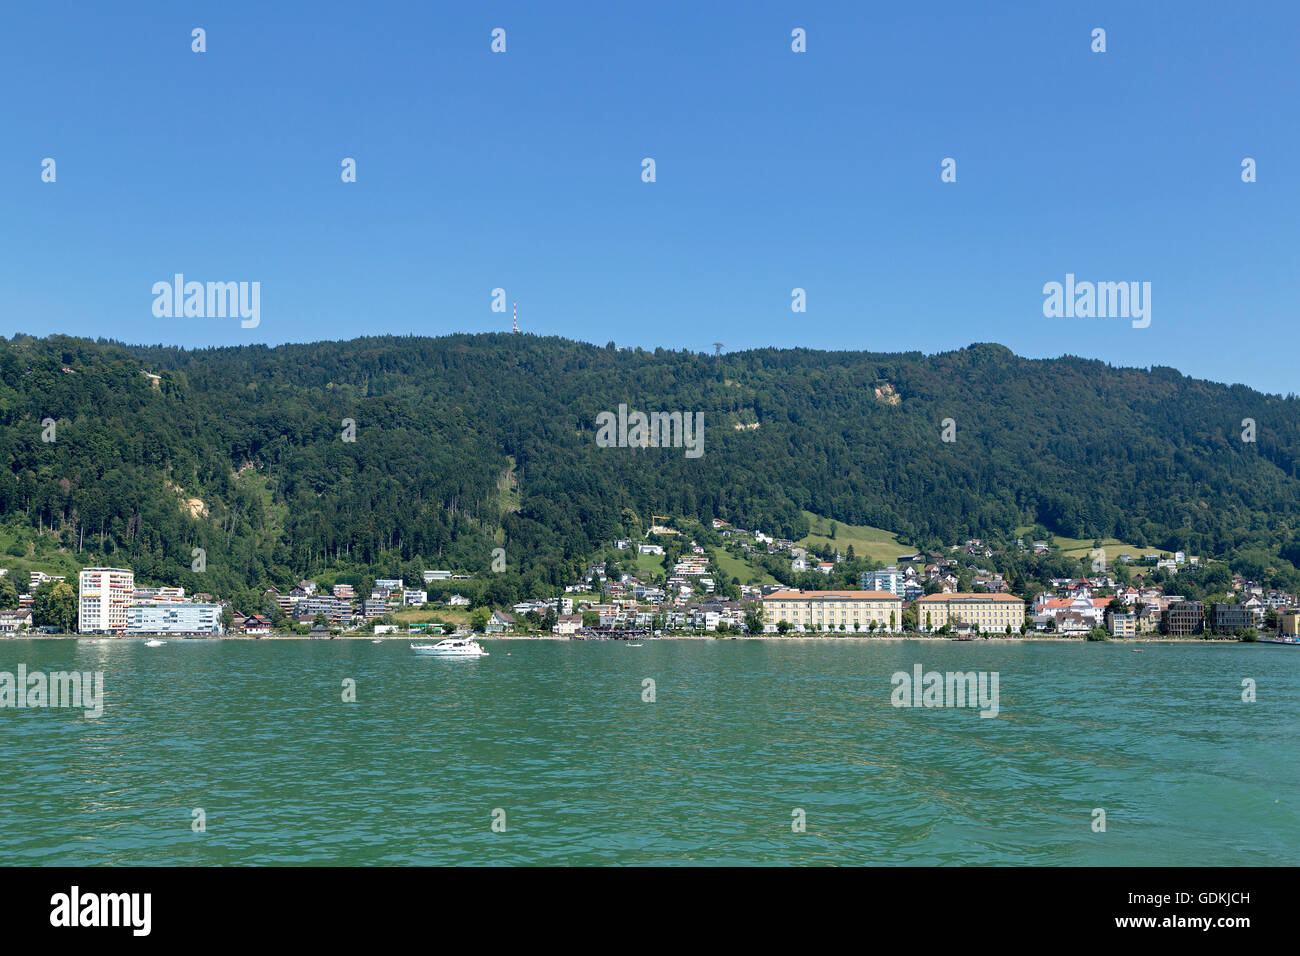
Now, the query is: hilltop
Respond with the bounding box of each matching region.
[3,333,1300,607]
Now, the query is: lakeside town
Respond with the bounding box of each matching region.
[1,518,1297,643]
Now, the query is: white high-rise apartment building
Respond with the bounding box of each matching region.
[860,568,904,596]
[78,567,135,633]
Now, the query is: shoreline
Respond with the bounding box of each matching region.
[0,633,1253,644]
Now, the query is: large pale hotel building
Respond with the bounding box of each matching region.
[762,590,903,633]
[78,567,135,633]
[915,593,1025,633]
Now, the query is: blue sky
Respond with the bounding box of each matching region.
[2,1,1296,393]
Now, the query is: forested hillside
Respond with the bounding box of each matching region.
[4,332,1300,606]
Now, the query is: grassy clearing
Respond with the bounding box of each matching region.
[234,468,286,541]
[712,547,778,586]
[1014,527,1153,561]
[0,522,91,580]
[496,457,521,516]
[634,551,666,578]
[799,511,908,565]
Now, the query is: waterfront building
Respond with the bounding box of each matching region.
[1163,601,1204,636]
[241,614,271,635]
[295,596,350,626]
[915,593,1025,634]
[553,614,583,636]
[1210,603,1251,634]
[1107,610,1137,638]
[78,568,135,634]
[1137,604,1162,633]
[1034,595,1105,630]
[127,601,223,635]
[1055,612,1092,636]
[0,610,33,633]
[761,590,903,633]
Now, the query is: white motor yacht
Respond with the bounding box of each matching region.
[411,637,489,658]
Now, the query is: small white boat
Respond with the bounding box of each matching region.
[143,639,166,647]
[627,643,643,647]
[411,638,489,658]
[371,639,383,644]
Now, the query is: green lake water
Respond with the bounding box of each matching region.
[1,638,1295,865]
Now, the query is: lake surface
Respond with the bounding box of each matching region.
[1,638,1295,865]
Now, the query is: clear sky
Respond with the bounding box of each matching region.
[2,1,1296,393]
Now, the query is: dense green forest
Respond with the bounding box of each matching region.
[3,332,1300,608]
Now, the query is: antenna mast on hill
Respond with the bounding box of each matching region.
[713,342,723,356]
[512,300,519,334]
